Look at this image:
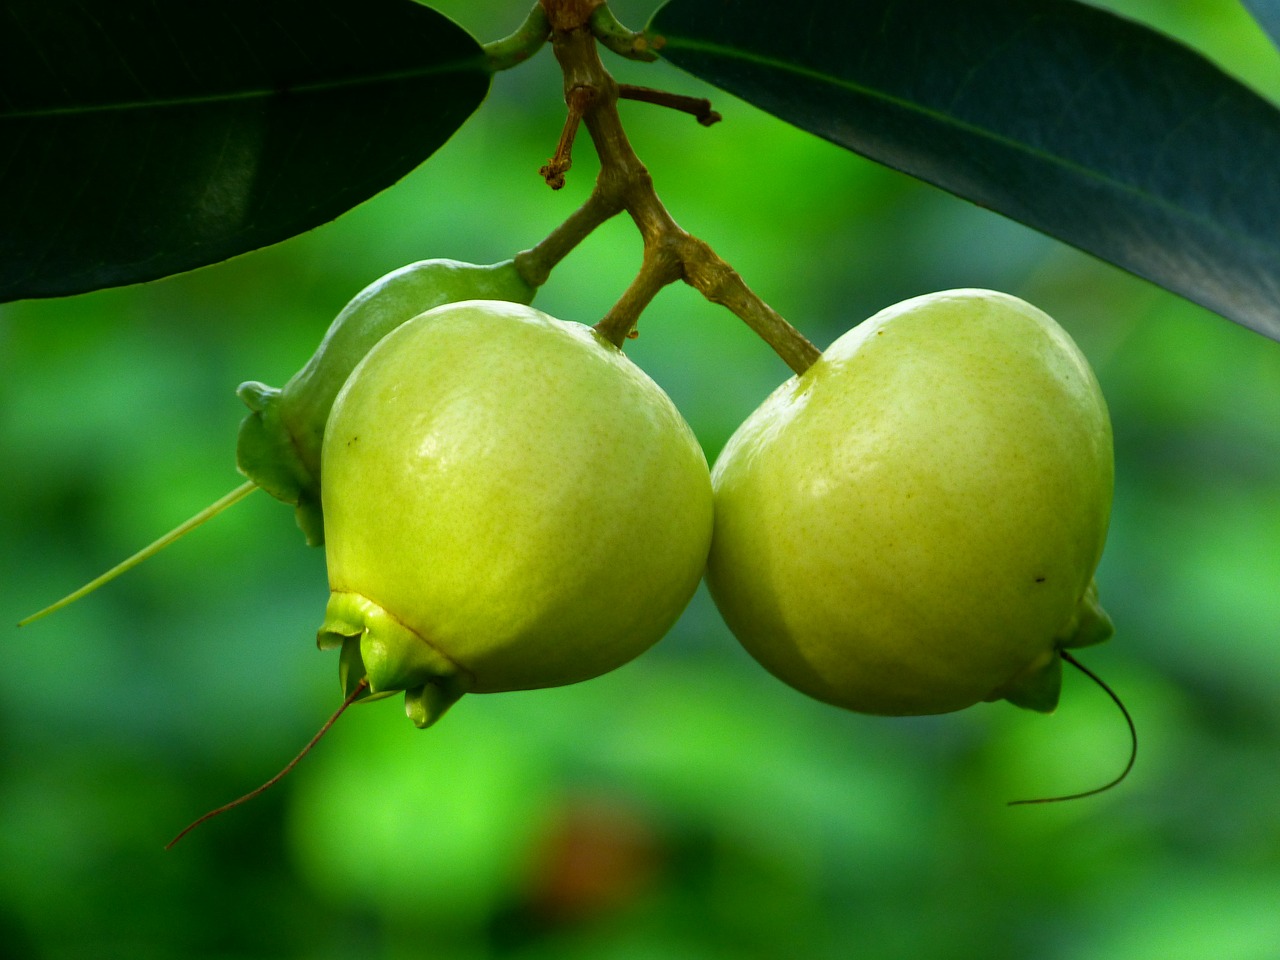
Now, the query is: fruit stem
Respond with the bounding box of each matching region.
[515,188,624,288]
[165,678,370,850]
[18,480,260,627]
[1008,650,1137,806]
[682,244,823,374]
[538,1,822,374]
[598,251,681,344]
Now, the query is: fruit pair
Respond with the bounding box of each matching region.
[319,287,1113,727]
[24,255,1112,731]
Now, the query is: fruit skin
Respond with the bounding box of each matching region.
[705,289,1114,717]
[317,300,714,727]
[236,259,535,545]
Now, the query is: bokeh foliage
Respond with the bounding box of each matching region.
[1,0,1278,957]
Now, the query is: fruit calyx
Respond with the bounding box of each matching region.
[991,580,1115,713]
[317,591,476,729]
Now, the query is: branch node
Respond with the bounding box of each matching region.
[536,1,815,366]
[541,0,605,32]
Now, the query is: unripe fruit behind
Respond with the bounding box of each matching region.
[20,261,536,628]
[318,300,714,727]
[706,289,1114,716]
[236,259,535,544]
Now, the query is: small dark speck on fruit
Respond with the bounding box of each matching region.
[1034,576,1046,583]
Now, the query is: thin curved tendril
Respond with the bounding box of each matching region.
[1009,650,1137,806]
[18,480,260,627]
[165,678,370,850]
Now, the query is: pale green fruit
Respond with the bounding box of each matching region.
[317,300,714,727]
[236,258,535,545]
[706,289,1114,717]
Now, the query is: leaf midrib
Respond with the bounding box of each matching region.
[1,58,487,121]
[663,36,1276,257]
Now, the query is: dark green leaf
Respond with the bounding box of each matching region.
[650,0,1280,342]
[0,0,488,302]
[1242,0,1280,50]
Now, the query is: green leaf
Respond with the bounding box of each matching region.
[0,0,489,302]
[1242,0,1280,49]
[650,0,1280,342]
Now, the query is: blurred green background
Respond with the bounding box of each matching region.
[3,1,1279,957]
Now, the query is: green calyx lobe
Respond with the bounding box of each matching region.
[993,580,1114,712]
[236,380,323,542]
[318,591,475,728]
[234,258,536,545]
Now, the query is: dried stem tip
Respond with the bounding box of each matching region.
[1008,651,1137,806]
[164,678,370,850]
[619,85,722,126]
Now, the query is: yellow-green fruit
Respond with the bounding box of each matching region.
[317,300,714,727]
[706,289,1114,716]
[236,258,535,545]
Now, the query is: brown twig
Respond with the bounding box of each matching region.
[539,7,821,373]
[618,84,722,126]
[541,84,597,190]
